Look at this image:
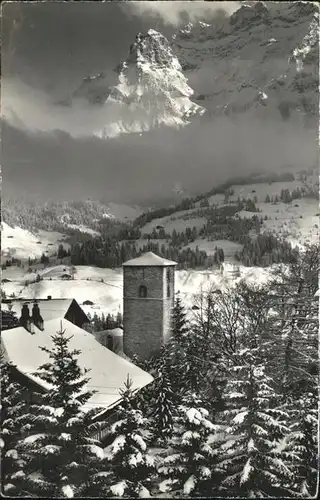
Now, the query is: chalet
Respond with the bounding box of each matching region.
[1,298,90,329]
[83,299,94,306]
[1,317,153,442]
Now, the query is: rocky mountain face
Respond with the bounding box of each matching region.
[77,29,205,139]
[72,72,112,105]
[173,1,319,126]
[73,1,318,135]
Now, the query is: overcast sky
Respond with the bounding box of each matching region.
[2,1,317,204]
[3,1,241,95]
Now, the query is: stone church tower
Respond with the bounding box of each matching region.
[123,252,177,360]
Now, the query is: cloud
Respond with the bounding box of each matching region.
[2,75,204,140]
[2,77,123,139]
[2,74,317,205]
[123,1,241,27]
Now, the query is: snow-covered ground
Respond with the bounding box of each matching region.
[235,197,318,247]
[140,212,206,234]
[206,180,304,206]
[228,180,304,203]
[200,179,319,247]
[66,224,100,236]
[1,222,70,261]
[2,263,272,318]
[106,202,143,221]
[185,239,243,260]
[140,179,318,248]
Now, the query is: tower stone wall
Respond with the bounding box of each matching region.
[123,257,176,360]
[162,266,175,345]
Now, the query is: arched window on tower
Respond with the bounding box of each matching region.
[167,283,171,298]
[107,334,113,351]
[139,285,147,298]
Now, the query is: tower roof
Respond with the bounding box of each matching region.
[123,251,177,267]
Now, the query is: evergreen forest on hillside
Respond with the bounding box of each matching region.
[2,168,318,273]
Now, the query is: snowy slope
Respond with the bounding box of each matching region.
[225,180,319,247]
[235,198,318,248]
[141,211,207,234]
[1,222,69,261]
[186,240,243,260]
[106,202,143,221]
[2,198,143,234]
[138,175,318,248]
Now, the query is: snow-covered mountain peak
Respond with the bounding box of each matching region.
[124,29,182,72]
[93,29,205,139]
[291,11,319,72]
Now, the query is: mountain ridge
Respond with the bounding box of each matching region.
[72,1,318,130]
[173,1,318,125]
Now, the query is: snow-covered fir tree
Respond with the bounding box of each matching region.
[102,376,155,498]
[265,245,319,497]
[0,359,32,496]
[217,348,294,497]
[150,363,175,445]
[159,400,221,497]
[280,380,318,497]
[13,324,105,498]
[172,293,189,343]
[164,294,191,397]
[268,244,318,391]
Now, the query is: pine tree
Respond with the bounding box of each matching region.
[164,294,191,396]
[159,402,221,497]
[150,365,175,445]
[15,323,105,498]
[281,386,318,497]
[58,244,66,260]
[102,376,155,498]
[272,245,318,392]
[0,360,32,496]
[171,293,188,344]
[217,349,293,497]
[1,310,19,331]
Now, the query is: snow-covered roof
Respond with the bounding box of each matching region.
[1,299,76,322]
[123,251,177,267]
[1,318,153,413]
